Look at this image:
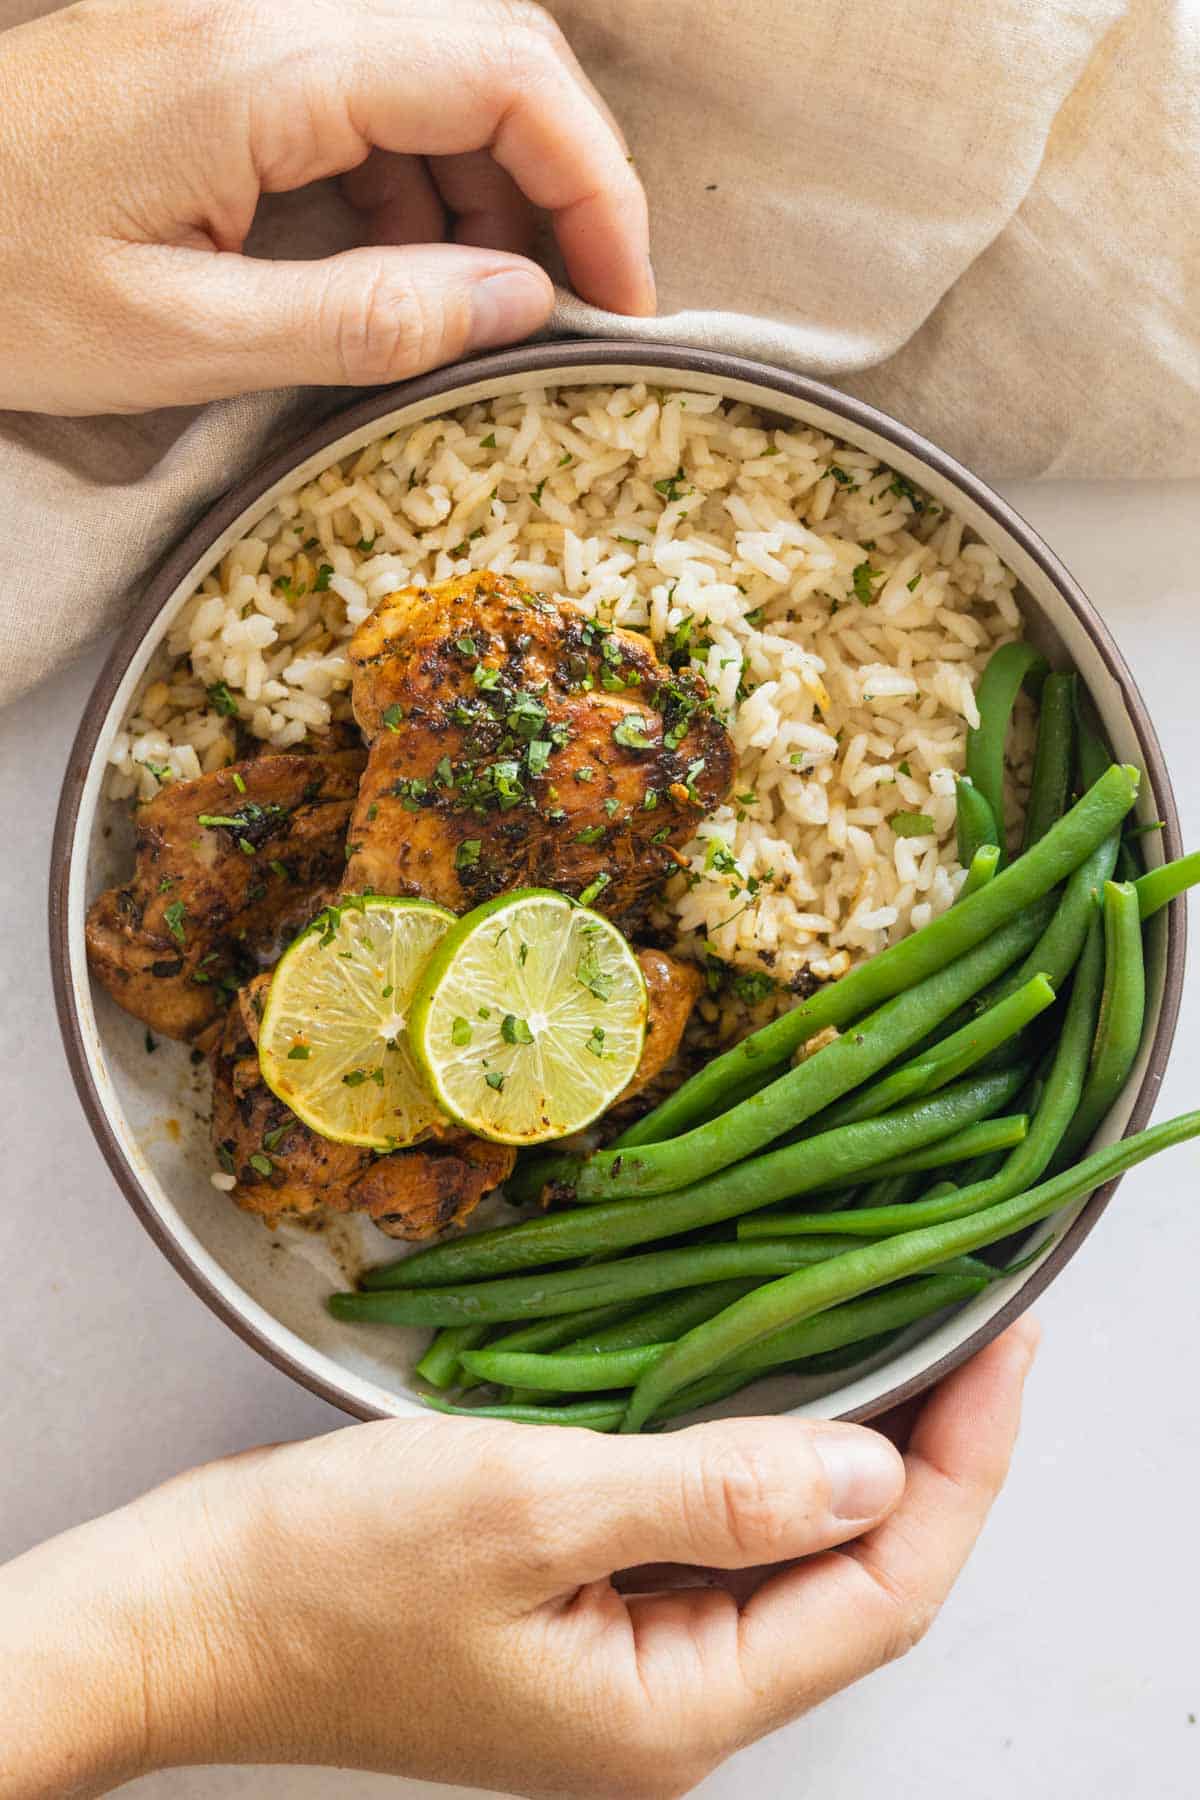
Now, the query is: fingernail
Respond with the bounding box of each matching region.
[814,1430,904,1522]
[468,270,551,351]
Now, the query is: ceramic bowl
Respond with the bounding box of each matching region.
[50,341,1187,1425]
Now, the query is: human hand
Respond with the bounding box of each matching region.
[0,0,652,414]
[0,1319,1037,1798]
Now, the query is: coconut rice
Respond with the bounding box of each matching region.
[107,382,1032,1023]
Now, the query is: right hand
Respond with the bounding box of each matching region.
[3,1318,1036,1797]
[0,0,653,413]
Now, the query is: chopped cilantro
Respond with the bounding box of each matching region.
[732,971,775,1004]
[473,663,502,691]
[575,766,594,783]
[906,574,922,592]
[892,811,936,838]
[342,1069,369,1087]
[603,796,620,816]
[585,1025,607,1058]
[206,681,238,718]
[612,714,654,751]
[455,636,477,656]
[897,760,913,777]
[828,465,856,488]
[451,1017,472,1046]
[355,535,378,553]
[576,944,614,1001]
[575,824,605,844]
[287,1044,311,1060]
[654,466,689,503]
[456,839,482,869]
[852,562,883,605]
[887,472,926,513]
[262,1125,289,1152]
[526,739,552,777]
[163,900,187,946]
[578,873,610,908]
[484,1070,505,1091]
[313,563,333,592]
[248,1152,273,1177]
[501,1014,534,1046]
[480,433,497,449]
[530,479,546,506]
[382,703,404,732]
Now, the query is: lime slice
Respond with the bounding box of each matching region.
[258,896,454,1150]
[409,889,647,1145]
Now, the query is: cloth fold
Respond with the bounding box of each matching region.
[2,0,1197,708]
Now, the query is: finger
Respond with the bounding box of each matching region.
[340,150,446,245]
[130,240,553,401]
[333,9,653,313]
[512,1416,904,1590]
[429,152,538,257]
[731,1318,1040,1737]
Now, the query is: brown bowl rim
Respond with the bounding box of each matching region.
[49,339,1187,1426]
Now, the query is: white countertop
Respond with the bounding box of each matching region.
[3,477,1198,1800]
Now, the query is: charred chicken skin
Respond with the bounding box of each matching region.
[86,751,365,1041]
[343,570,735,923]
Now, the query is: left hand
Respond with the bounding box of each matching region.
[0,0,653,413]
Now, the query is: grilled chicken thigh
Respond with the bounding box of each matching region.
[89,574,730,1241]
[86,751,365,1041]
[343,571,735,922]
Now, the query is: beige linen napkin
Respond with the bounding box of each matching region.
[2,0,1197,707]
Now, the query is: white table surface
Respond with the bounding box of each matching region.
[3,477,1198,1800]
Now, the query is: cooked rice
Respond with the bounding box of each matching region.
[107,382,1033,1021]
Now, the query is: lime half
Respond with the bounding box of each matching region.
[409,889,647,1145]
[259,896,454,1150]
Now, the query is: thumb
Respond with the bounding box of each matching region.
[139,241,554,401]
[533,1417,906,1587]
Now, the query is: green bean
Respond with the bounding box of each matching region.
[612,765,1136,1154]
[1022,672,1077,850]
[999,833,1120,996]
[559,1282,761,1354]
[423,1395,626,1430]
[505,1052,788,1206]
[1136,851,1200,919]
[1055,880,1147,1166]
[956,777,999,867]
[459,1270,992,1395]
[331,1238,874,1329]
[958,842,1001,901]
[1074,686,1114,791]
[576,907,1055,1201]
[486,1301,649,1356]
[759,917,1105,1239]
[965,642,1048,858]
[854,1173,922,1210]
[806,974,1054,1135]
[365,1067,1026,1289]
[620,1107,1200,1430]
[415,1325,492,1389]
[738,1117,1028,1231]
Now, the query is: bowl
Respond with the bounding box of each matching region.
[49,341,1187,1426]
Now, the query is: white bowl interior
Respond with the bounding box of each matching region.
[67,361,1173,1422]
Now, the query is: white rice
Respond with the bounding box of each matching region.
[108,382,1033,1019]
